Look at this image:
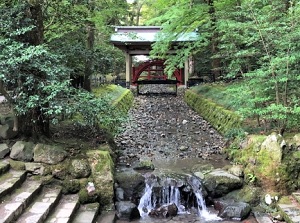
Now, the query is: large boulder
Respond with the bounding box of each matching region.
[0,143,10,158]
[260,132,285,163]
[69,158,91,178]
[33,143,67,164]
[214,199,251,220]
[10,141,35,162]
[223,185,262,207]
[86,150,114,209]
[115,171,145,201]
[115,201,140,220]
[203,169,243,197]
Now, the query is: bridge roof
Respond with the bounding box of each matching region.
[110,26,198,54]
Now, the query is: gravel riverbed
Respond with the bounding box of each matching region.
[114,85,257,223]
[115,86,226,169]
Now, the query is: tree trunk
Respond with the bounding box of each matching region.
[83,22,94,92]
[207,0,221,81]
[19,1,50,138]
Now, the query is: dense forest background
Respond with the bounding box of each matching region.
[1,0,300,138]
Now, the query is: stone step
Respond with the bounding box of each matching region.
[293,192,300,204]
[277,194,300,223]
[95,211,116,223]
[0,169,27,200]
[0,159,10,175]
[253,211,273,223]
[15,186,62,223]
[72,203,100,223]
[45,194,80,223]
[0,179,42,223]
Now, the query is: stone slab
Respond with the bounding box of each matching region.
[0,180,42,223]
[254,211,273,223]
[45,194,79,223]
[15,187,61,223]
[73,203,100,223]
[96,211,116,223]
[278,203,300,223]
[0,170,26,198]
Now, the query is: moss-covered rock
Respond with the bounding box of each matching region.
[62,179,81,194]
[9,159,25,170]
[184,90,242,135]
[203,169,243,197]
[133,160,155,171]
[69,158,91,179]
[78,188,98,204]
[33,143,67,164]
[86,150,114,209]
[224,185,262,206]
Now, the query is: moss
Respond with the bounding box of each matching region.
[62,179,81,194]
[278,196,291,205]
[292,151,300,159]
[184,90,242,135]
[9,159,25,170]
[86,150,114,209]
[78,188,98,204]
[134,160,155,170]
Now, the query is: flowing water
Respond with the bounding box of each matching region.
[115,86,257,223]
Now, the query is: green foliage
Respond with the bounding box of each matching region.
[148,0,211,75]
[215,0,300,130]
[0,1,129,137]
[246,173,257,185]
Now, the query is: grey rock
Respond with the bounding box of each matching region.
[25,162,45,175]
[115,187,124,201]
[203,169,243,197]
[0,123,18,140]
[0,143,10,158]
[116,201,140,220]
[10,141,34,161]
[33,143,67,164]
[214,199,251,220]
[70,158,91,178]
[228,165,244,177]
[261,132,284,163]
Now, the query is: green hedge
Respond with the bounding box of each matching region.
[184,90,242,135]
[112,88,134,114]
[92,85,134,134]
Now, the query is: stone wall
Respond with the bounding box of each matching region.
[184,89,242,135]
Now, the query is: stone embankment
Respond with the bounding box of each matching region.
[0,159,100,223]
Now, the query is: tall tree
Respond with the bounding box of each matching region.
[217,0,300,130]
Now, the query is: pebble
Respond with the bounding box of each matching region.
[115,86,225,164]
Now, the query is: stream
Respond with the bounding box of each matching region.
[114,85,257,223]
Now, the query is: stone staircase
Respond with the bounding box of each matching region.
[277,192,300,223]
[0,160,101,223]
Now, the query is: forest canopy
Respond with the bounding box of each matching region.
[1,0,300,137]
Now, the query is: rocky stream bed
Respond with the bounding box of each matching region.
[113,85,258,223]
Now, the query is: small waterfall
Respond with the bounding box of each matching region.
[138,183,155,218]
[138,177,185,218]
[195,190,221,221]
[138,175,222,221]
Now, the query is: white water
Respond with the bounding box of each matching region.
[195,190,222,221]
[138,184,155,218]
[138,179,222,221]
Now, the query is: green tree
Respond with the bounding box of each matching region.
[148,0,211,75]
[217,0,300,130]
[0,1,126,138]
